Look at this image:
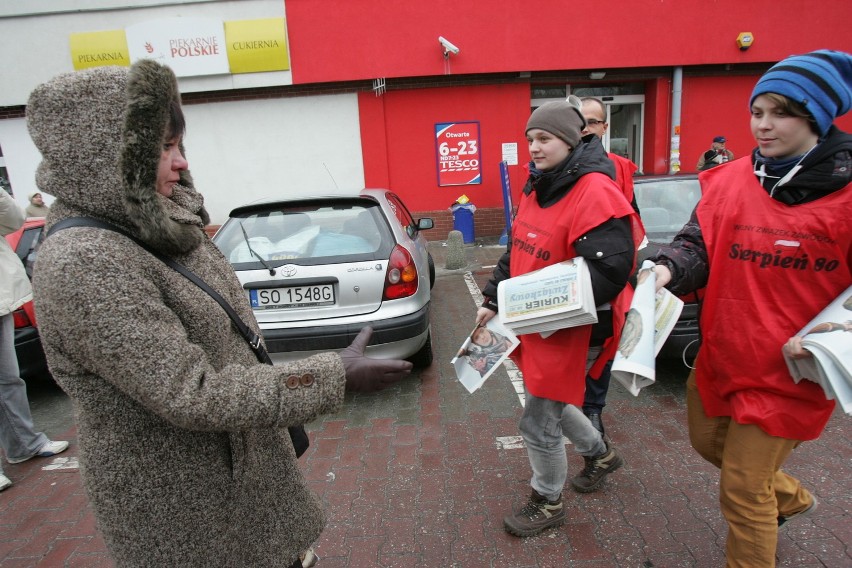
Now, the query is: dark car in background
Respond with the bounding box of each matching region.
[634,174,703,362]
[213,189,436,368]
[4,217,51,381]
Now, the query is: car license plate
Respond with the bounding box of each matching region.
[249,285,335,309]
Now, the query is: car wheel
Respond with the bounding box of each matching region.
[407,331,433,368]
[428,253,436,289]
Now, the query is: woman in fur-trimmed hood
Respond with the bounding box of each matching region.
[28,60,352,567]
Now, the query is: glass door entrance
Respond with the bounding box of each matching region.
[600,95,644,170]
[532,84,645,173]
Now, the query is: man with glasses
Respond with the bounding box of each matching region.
[579,97,640,437]
[581,97,640,211]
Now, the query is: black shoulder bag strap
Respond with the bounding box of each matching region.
[47,217,310,457]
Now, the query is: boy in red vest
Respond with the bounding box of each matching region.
[652,49,852,567]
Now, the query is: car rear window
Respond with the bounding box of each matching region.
[635,178,701,243]
[214,201,392,266]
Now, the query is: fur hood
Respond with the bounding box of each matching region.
[26,59,209,255]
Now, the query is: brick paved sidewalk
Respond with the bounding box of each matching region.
[1,239,849,567]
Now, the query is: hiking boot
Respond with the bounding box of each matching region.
[778,495,818,528]
[571,441,624,493]
[503,489,565,537]
[586,413,605,436]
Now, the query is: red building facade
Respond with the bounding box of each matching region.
[283,0,852,238]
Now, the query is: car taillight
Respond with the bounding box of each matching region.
[382,245,419,300]
[12,309,32,329]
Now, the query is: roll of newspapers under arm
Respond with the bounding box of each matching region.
[611,260,684,396]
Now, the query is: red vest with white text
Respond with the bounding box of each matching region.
[510,172,639,404]
[609,152,638,205]
[695,158,851,440]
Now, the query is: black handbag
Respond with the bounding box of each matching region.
[47,217,310,457]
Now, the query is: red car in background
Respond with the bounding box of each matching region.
[4,217,51,381]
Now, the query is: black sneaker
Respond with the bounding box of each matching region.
[571,441,624,493]
[778,495,818,528]
[503,489,565,537]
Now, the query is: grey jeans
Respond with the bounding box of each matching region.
[0,313,48,471]
[519,345,605,501]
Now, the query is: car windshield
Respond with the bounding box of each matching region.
[213,200,392,267]
[635,177,701,243]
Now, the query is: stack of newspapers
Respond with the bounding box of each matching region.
[497,257,597,336]
[783,284,852,415]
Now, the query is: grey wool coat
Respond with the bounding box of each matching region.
[29,60,346,567]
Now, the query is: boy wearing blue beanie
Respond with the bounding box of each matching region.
[651,49,852,567]
[750,49,852,139]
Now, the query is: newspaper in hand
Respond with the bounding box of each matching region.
[611,260,684,396]
[496,257,597,336]
[653,286,685,356]
[451,317,519,393]
[783,284,852,415]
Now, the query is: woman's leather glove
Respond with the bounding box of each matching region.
[340,327,413,392]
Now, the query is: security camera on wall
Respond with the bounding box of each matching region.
[439,36,460,55]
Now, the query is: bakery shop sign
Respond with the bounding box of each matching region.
[169,36,220,58]
[126,17,229,76]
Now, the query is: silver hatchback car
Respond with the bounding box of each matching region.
[212,189,435,367]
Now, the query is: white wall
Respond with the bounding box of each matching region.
[0,94,365,225]
[183,93,365,224]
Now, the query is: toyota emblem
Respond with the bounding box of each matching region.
[280,264,298,277]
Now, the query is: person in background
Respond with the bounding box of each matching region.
[696,135,735,170]
[651,49,852,568]
[24,191,49,218]
[579,97,641,436]
[27,60,411,567]
[0,188,69,493]
[580,97,640,212]
[476,96,641,538]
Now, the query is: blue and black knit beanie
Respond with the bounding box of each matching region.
[749,49,852,137]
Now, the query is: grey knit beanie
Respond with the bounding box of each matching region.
[525,96,586,148]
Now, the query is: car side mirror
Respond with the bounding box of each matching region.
[417,218,434,231]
